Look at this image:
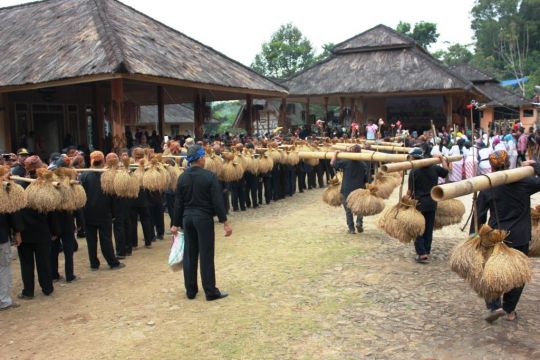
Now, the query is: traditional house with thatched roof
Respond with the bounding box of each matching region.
[449,64,537,130]
[0,0,287,154]
[283,24,484,133]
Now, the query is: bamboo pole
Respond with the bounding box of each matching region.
[10,175,61,187]
[298,151,408,162]
[381,156,463,173]
[75,168,107,172]
[335,143,412,153]
[358,140,404,147]
[431,167,535,201]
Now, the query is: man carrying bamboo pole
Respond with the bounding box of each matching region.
[472,150,540,323]
[408,147,449,263]
[330,145,368,234]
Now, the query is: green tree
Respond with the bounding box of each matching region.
[396,21,439,49]
[251,23,315,79]
[433,43,474,66]
[314,42,335,63]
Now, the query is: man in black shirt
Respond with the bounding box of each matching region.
[331,145,369,234]
[473,150,540,322]
[408,147,448,263]
[171,145,232,301]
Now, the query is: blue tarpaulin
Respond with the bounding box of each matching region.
[500,77,528,86]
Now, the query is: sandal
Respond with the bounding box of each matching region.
[505,311,518,321]
[415,255,429,264]
[485,308,505,323]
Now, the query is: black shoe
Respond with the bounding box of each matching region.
[90,267,99,271]
[186,293,197,300]
[145,244,152,249]
[42,289,54,296]
[66,275,77,283]
[240,208,246,212]
[77,232,85,239]
[116,255,126,260]
[126,252,132,257]
[347,229,355,234]
[110,263,126,270]
[17,293,34,300]
[356,225,364,233]
[206,291,228,301]
[157,235,164,241]
[52,275,63,282]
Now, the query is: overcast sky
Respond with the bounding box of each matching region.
[1,0,477,65]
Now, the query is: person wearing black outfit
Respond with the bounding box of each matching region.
[128,148,154,249]
[80,151,124,271]
[0,210,23,310]
[171,145,231,301]
[407,147,449,263]
[473,150,540,323]
[148,190,165,241]
[331,146,369,234]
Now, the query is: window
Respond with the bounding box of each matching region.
[523,109,534,117]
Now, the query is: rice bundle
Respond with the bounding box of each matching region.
[101,155,119,195]
[372,172,399,200]
[449,224,531,300]
[258,154,274,174]
[285,150,300,166]
[142,157,169,192]
[529,206,540,257]
[71,182,87,209]
[26,168,63,213]
[388,172,403,186]
[204,153,224,175]
[166,165,183,191]
[322,176,342,207]
[0,166,27,213]
[267,148,283,164]
[346,184,385,216]
[132,159,146,186]
[220,157,244,182]
[113,157,140,198]
[378,196,425,243]
[245,154,259,175]
[434,199,466,230]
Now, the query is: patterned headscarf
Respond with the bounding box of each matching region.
[489,150,509,170]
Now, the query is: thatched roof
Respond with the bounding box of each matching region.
[284,25,472,98]
[0,0,287,96]
[139,104,201,124]
[450,64,529,107]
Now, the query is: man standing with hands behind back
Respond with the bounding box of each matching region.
[171,145,232,301]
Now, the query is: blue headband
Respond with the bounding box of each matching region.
[186,147,206,164]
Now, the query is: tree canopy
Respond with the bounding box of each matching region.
[396,21,440,49]
[433,43,474,66]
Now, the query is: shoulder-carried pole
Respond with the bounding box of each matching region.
[298,151,408,162]
[381,156,462,173]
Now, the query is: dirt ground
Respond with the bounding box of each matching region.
[1,187,540,360]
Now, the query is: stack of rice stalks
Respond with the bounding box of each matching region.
[0,165,27,213]
[101,153,119,195]
[371,172,401,199]
[378,195,425,243]
[220,152,244,182]
[267,147,284,165]
[53,167,86,211]
[300,144,319,167]
[322,174,343,207]
[529,205,540,257]
[284,148,300,166]
[449,224,531,300]
[346,184,385,216]
[166,163,183,191]
[244,151,259,175]
[258,152,274,175]
[434,199,466,230]
[26,168,63,213]
[113,156,140,198]
[204,148,224,175]
[142,155,169,192]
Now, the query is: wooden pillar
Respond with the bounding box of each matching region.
[350,98,356,122]
[339,97,345,124]
[446,95,453,128]
[323,97,329,122]
[356,97,364,123]
[1,93,12,152]
[110,79,125,142]
[94,83,105,150]
[193,91,204,139]
[305,97,311,125]
[157,86,164,137]
[278,97,287,130]
[246,94,253,135]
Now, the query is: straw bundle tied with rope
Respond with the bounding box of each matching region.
[372,172,399,200]
[166,164,182,191]
[285,149,300,166]
[204,150,224,175]
[346,184,385,216]
[101,154,119,195]
[0,166,27,213]
[267,148,283,164]
[449,224,531,300]
[220,153,244,182]
[142,156,169,192]
[245,152,259,175]
[133,159,146,185]
[54,168,80,211]
[378,196,425,243]
[322,175,343,207]
[434,199,466,230]
[26,168,62,213]
[113,157,140,198]
[530,205,540,257]
[258,153,274,174]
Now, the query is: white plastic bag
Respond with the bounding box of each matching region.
[168,232,184,272]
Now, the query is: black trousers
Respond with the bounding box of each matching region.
[323,159,335,182]
[298,170,306,192]
[182,215,220,298]
[244,172,258,208]
[18,241,53,296]
[486,243,529,313]
[315,162,325,188]
[260,175,272,204]
[50,231,76,281]
[165,192,175,228]
[220,181,230,214]
[230,180,246,211]
[285,166,296,196]
[85,222,119,269]
[149,202,165,239]
[414,210,436,256]
[128,205,153,247]
[271,166,282,200]
[307,171,316,189]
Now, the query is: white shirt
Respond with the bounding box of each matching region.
[366,124,378,140]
